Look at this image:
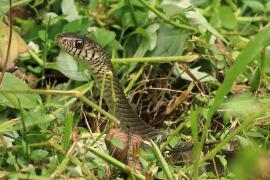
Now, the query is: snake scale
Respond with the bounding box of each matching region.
[56,33,160,140]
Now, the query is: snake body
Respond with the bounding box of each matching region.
[56,33,158,139]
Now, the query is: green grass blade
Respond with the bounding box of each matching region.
[200,26,270,162]
[0,119,19,132]
[63,112,73,151]
[150,140,173,180]
[124,64,145,94]
[190,108,200,179]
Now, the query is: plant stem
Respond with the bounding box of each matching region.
[6,141,50,151]
[84,146,145,180]
[112,54,200,63]
[0,89,120,125]
[28,49,47,66]
[0,171,48,180]
[236,16,267,22]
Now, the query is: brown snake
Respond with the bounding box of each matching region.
[56,33,160,140]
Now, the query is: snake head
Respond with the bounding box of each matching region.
[56,33,104,61]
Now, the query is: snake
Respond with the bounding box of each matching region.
[56,33,160,140]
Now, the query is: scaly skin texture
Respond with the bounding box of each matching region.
[56,33,158,139]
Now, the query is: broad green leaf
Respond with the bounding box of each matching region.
[264,45,270,73]
[62,18,90,34]
[7,155,16,165]
[246,131,264,138]
[90,28,116,48]
[0,73,41,109]
[149,24,188,56]
[33,0,44,7]
[109,39,123,50]
[133,38,149,57]
[161,4,185,17]
[38,30,47,42]
[89,28,123,53]
[146,24,159,50]
[161,0,227,43]
[120,10,135,28]
[109,137,124,150]
[56,51,90,81]
[133,28,150,57]
[244,0,265,13]
[133,10,148,26]
[219,6,237,30]
[173,66,217,82]
[112,2,148,28]
[161,0,190,17]
[42,12,61,26]
[0,0,11,14]
[30,149,49,161]
[186,10,228,43]
[61,0,81,22]
[89,0,102,12]
[267,2,270,12]
[221,93,260,117]
[13,111,55,131]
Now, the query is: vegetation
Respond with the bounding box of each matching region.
[0,0,270,179]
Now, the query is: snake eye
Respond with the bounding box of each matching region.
[74,40,84,49]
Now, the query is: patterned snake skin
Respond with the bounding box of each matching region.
[56,33,159,139]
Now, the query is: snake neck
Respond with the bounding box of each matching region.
[85,55,158,139]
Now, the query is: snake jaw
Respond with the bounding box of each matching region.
[56,34,71,48]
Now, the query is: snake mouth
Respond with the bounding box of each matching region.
[55,34,64,45]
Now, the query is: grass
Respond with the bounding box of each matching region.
[0,0,270,179]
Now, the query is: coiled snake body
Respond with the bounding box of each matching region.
[56,33,159,140]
